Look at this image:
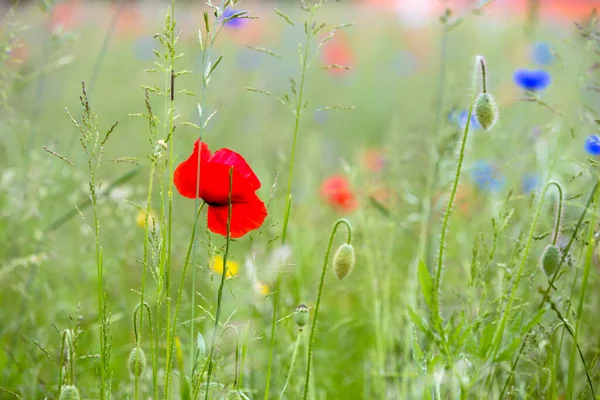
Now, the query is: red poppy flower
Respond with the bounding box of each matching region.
[174,140,267,238]
[322,34,354,76]
[320,175,358,213]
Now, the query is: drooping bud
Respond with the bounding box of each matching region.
[474,93,498,131]
[59,385,81,400]
[540,244,561,277]
[333,243,355,280]
[294,304,310,328]
[128,347,146,378]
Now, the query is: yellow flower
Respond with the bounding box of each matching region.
[210,255,239,279]
[255,281,270,296]
[136,209,158,229]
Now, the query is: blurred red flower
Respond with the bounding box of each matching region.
[50,0,83,31]
[174,140,267,238]
[322,33,354,76]
[320,175,358,213]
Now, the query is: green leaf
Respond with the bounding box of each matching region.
[407,306,429,334]
[418,260,433,310]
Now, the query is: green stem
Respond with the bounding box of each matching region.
[92,193,106,399]
[205,168,234,400]
[432,56,482,341]
[265,5,316,398]
[302,219,352,400]
[163,1,177,396]
[279,329,303,400]
[135,162,156,400]
[164,202,205,398]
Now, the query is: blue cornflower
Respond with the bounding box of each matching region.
[458,110,481,130]
[472,161,505,192]
[447,109,480,130]
[585,135,600,156]
[521,173,539,194]
[220,7,246,28]
[531,42,554,66]
[513,69,551,91]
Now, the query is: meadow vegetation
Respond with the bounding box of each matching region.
[2,0,600,399]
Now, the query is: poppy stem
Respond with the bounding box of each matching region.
[205,168,234,399]
[279,329,303,400]
[303,218,352,400]
[432,56,485,356]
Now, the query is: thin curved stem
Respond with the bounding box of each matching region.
[432,57,481,340]
[280,330,303,400]
[302,218,352,400]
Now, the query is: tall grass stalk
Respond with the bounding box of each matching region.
[265,3,317,397]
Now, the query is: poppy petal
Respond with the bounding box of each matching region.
[210,148,261,190]
[207,194,268,238]
[174,140,212,198]
[200,162,258,205]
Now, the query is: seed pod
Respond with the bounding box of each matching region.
[59,386,80,400]
[128,347,146,378]
[540,244,561,277]
[294,304,310,328]
[333,243,355,280]
[474,92,498,131]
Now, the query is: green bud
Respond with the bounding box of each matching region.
[294,304,310,328]
[59,385,80,400]
[474,92,498,131]
[128,347,146,378]
[540,244,561,277]
[333,243,355,280]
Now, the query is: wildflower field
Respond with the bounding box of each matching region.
[3,0,600,398]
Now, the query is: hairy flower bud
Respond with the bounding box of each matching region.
[474,93,498,131]
[333,243,355,280]
[540,244,561,277]
[128,347,146,378]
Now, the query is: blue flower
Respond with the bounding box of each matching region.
[585,135,600,156]
[220,7,246,28]
[521,173,539,194]
[513,69,551,91]
[460,111,481,130]
[447,109,480,130]
[531,42,554,65]
[472,161,505,192]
